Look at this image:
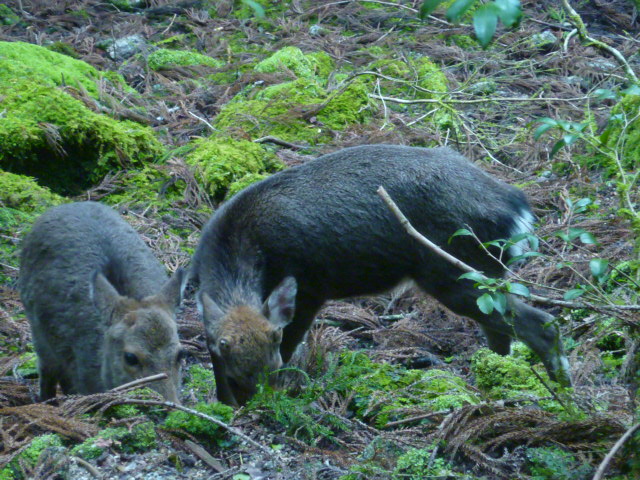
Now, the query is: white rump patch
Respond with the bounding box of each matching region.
[509,208,535,257]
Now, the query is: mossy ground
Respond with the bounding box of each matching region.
[0,434,63,480]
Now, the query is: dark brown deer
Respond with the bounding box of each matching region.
[20,202,186,402]
[190,145,571,406]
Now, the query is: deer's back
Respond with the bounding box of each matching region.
[193,145,530,302]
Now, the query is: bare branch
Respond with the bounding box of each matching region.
[592,423,640,480]
[376,186,640,315]
[561,0,638,83]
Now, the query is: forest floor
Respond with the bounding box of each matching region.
[0,0,639,479]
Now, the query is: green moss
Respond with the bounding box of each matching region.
[0,41,107,98]
[0,4,20,25]
[334,352,479,426]
[214,77,371,144]
[471,348,562,412]
[15,353,37,378]
[147,48,224,71]
[226,172,269,198]
[255,46,317,79]
[362,54,453,130]
[101,166,183,210]
[163,402,234,446]
[0,171,64,280]
[71,422,157,460]
[184,364,217,402]
[46,41,80,59]
[185,137,283,200]
[449,34,478,49]
[306,51,335,80]
[1,434,63,479]
[0,170,64,214]
[0,77,164,194]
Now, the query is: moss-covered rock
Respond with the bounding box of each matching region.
[0,41,114,98]
[362,53,453,130]
[71,422,158,460]
[0,76,164,194]
[185,137,283,200]
[214,77,371,145]
[254,46,322,79]
[471,348,562,412]
[183,364,217,402]
[147,48,225,71]
[334,352,479,427]
[163,402,234,447]
[0,434,63,480]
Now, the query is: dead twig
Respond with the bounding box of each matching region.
[368,93,592,105]
[109,373,168,392]
[592,422,640,480]
[254,136,305,150]
[71,455,103,479]
[376,186,640,315]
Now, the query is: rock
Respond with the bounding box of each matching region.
[531,30,557,50]
[107,35,147,61]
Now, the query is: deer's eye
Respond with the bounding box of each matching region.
[124,352,140,366]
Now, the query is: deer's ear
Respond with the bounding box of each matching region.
[90,271,123,323]
[263,276,297,328]
[198,291,225,325]
[156,267,187,311]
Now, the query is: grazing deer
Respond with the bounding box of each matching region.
[190,145,571,406]
[20,202,186,402]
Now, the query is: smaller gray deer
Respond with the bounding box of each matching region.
[191,145,571,407]
[20,202,186,402]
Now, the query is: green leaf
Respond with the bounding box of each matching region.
[589,258,609,278]
[573,197,592,213]
[563,133,579,146]
[579,232,598,245]
[508,282,530,297]
[593,88,617,100]
[550,139,566,158]
[474,4,498,48]
[494,0,522,27]
[539,117,559,125]
[506,251,544,265]
[534,122,556,140]
[459,271,487,283]
[564,288,585,300]
[492,292,507,314]
[446,0,476,22]
[477,293,494,314]
[420,0,446,19]
[567,228,586,241]
[449,228,473,243]
[622,84,640,96]
[241,0,265,18]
